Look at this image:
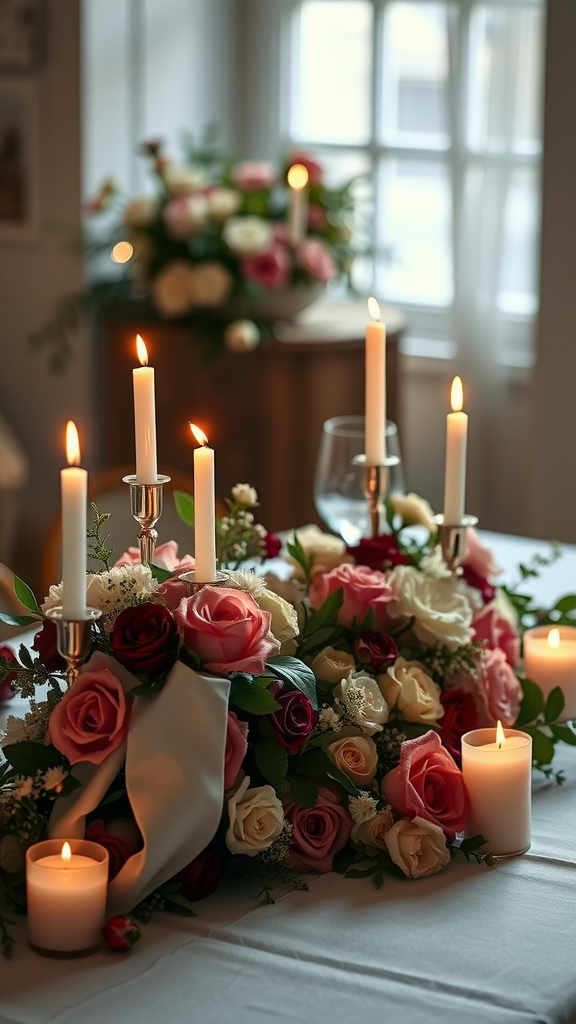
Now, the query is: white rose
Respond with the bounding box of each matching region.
[384,816,450,878]
[226,776,284,856]
[311,646,356,685]
[351,807,395,855]
[256,588,299,651]
[388,564,473,650]
[224,319,261,352]
[379,657,444,724]
[327,732,378,785]
[152,260,196,318]
[334,670,390,735]
[208,187,242,220]
[222,215,273,256]
[163,163,207,196]
[187,261,233,307]
[231,484,259,506]
[389,492,436,532]
[122,196,158,228]
[287,525,350,579]
[163,194,209,239]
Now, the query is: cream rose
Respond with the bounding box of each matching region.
[379,657,443,724]
[207,187,242,220]
[287,525,350,578]
[311,646,356,685]
[222,215,273,256]
[256,588,299,652]
[187,261,233,306]
[334,670,390,735]
[389,492,435,532]
[384,815,450,878]
[231,484,258,506]
[327,732,378,786]
[122,196,157,228]
[388,564,473,649]
[226,776,284,856]
[163,163,207,195]
[351,807,395,855]
[152,260,196,318]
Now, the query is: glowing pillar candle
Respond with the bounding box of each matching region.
[365,297,386,466]
[287,163,309,245]
[462,722,532,857]
[190,423,217,582]
[133,334,158,484]
[443,375,468,524]
[61,421,87,620]
[523,625,576,721]
[26,840,109,955]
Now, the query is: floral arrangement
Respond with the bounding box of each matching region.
[32,126,361,371]
[0,487,574,957]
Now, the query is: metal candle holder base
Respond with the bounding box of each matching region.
[433,513,479,573]
[123,474,171,565]
[45,606,102,688]
[178,570,231,595]
[353,453,401,537]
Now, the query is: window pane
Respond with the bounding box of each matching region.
[498,166,539,316]
[376,158,453,306]
[468,5,544,155]
[292,1,373,144]
[380,2,451,149]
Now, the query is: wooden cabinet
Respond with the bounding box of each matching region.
[98,300,405,532]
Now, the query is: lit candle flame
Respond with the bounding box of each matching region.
[548,627,560,649]
[367,296,381,321]
[61,842,72,863]
[190,423,208,447]
[136,334,149,367]
[450,375,464,413]
[496,720,506,749]
[65,421,81,466]
[287,163,309,190]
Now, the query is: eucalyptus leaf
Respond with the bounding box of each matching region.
[13,576,41,615]
[174,490,195,527]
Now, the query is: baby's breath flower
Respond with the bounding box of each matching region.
[42,766,68,793]
[258,821,293,863]
[348,791,379,826]
[318,707,343,732]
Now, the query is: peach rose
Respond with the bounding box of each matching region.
[309,563,394,631]
[382,730,470,839]
[174,586,280,674]
[48,668,130,765]
[385,816,450,878]
[310,646,356,685]
[327,732,378,785]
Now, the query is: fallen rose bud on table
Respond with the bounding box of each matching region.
[102,916,141,952]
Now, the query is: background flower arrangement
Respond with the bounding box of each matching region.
[32,125,363,371]
[0,487,574,957]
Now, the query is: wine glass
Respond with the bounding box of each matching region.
[314,415,405,544]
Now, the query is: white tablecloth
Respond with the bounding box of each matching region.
[1,531,576,1024]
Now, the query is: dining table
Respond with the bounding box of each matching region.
[1,530,576,1024]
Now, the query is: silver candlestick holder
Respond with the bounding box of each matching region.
[123,474,171,565]
[433,513,479,573]
[353,453,401,537]
[45,606,102,689]
[178,570,230,596]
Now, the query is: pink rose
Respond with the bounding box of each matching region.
[284,786,351,872]
[225,711,249,789]
[163,194,207,238]
[476,647,522,728]
[296,238,337,282]
[115,541,193,573]
[382,731,470,839]
[241,244,291,289]
[308,563,394,631]
[472,600,520,666]
[230,161,276,191]
[174,586,280,674]
[461,528,501,580]
[48,668,131,765]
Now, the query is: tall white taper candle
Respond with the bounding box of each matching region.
[365,297,386,466]
[443,375,468,524]
[61,420,87,620]
[190,424,217,582]
[133,334,158,484]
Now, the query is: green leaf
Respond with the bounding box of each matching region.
[286,532,313,579]
[524,725,556,766]
[149,563,173,583]
[345,865,378,879]
[543,686,565,724]
[229,676,281,715]
[550,723,576,745]
[267,655,318,710]
[552,594,576,614]
[286,775,318,807]
[301,588,343,638]
[13,576,41,615]
[459,834,488,855]
[4,741,66,776]
[296,746,357,796]
[18,645,34,669]
[515,677,545,727]
[332,846,357,875]
[0,612,40,627]
[358,606,375,632]
[372,872,384,890]
[253,736,288,792]
[174,489,195,527]
[161,892,197,915]
[324,761,358,796]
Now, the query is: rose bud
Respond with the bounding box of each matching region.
[354,630,398,672]
[264,532,282,559]
[102,916,141,952]
[268,683,317,754]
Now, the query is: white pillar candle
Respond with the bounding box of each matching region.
[133,334,158,484]
[61,420,87,620]
[287,163,309,246]
[365,297,386,466]
[523,625,576,721]
[26,840,109,954]
[462,724,532,857]
[443,375,468,525]
[190,423,217,582]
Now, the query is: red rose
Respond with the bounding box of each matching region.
[461,565,496,604]
[173,846,223,902]
[32,620,66,672]
[348,534,410,571]
[268,684,317,754]
[48,667,130,765]
[382,730,470,839]
[111,602,180,675]
[284,786,351,872]
[241,244,291,289]
[353,630,398,672]
[264,532,282,559]
[102,915,141,951]
[85,818,142,881]
[439,690,479,767]
[0,645,18,703]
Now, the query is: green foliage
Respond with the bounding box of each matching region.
[253,736,288,792]
[229,673,281,715]
[514,678,572,772]
[454,835,496,867]
[13,577,41,615]
[2,741,67,779]
[174,489,195,527]
[87,503,113,570]
[267,655,318,710]
[286,532,315,586]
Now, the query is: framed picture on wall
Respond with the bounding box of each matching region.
[0,0,46,73]
[0,78,37,237]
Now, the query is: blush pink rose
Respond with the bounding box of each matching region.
[476,647,522,728]
[115,541,194,573]
[225,711,249,789]
[174,586,280,674]
[382,731,470,839]
[241,244,291,289]
[230,161,276,191]
[472,600,520,666]
[296,238,336,282]
[461,528,501,580]
[48,668,130,765]
[308,563,394,631]
[284,786,351,872]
